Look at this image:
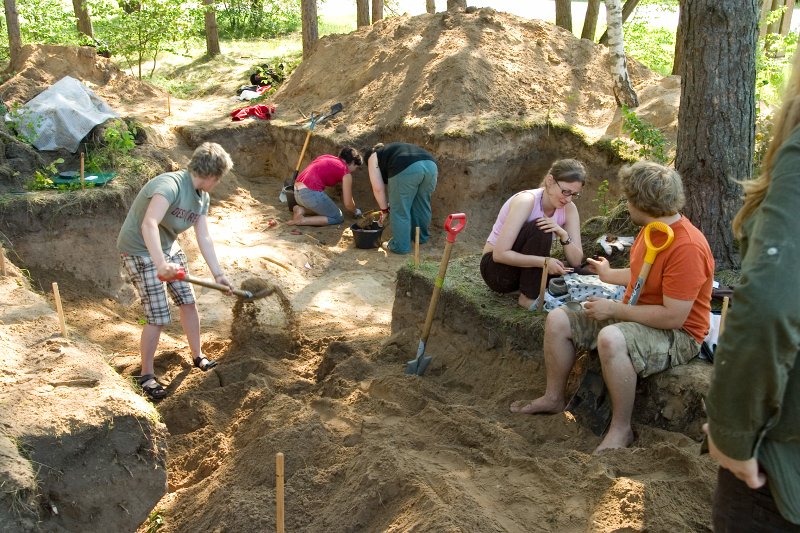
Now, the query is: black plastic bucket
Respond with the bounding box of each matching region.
[351,222,384,249]
[283,185,297,212]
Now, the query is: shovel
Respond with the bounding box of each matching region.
[159,267,274,302]
[405,213,467,376]
[566,221,675,435]
[279,103,344,207]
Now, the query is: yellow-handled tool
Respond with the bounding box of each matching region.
[628,221,675,305]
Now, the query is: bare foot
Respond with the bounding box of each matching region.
[509,396,565,415]
[593,426,635,453]
[518,293,538,310]
[286,206,305,226]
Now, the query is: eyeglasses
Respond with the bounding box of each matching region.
[554,180,582,199]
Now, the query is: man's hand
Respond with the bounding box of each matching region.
[586,256,609,276]
[157,262,179,281]
[702,423,766,489]
[583,296,616,321]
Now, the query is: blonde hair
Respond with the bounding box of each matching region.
[734,50,800,238]
[620,161,685,217]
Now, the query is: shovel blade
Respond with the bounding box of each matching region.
[405,354,432,376]
[565,357,611,436]
[405,339,432,375]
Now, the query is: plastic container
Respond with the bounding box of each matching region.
[282,185,297,212]
[351,222,384,249]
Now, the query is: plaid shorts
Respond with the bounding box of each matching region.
[564,308,700,378]
[121,249,195,326]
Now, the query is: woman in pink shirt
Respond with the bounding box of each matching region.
[287,147,363,226]
[481,159,586,309]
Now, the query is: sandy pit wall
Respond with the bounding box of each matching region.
[0,265,168,532]
[178,120,629,243]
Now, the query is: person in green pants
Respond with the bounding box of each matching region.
[363,142,438,254]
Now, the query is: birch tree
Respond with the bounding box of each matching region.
[604,0,638,107]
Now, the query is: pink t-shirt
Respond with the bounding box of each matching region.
[296,155,349,191]
[486,188,567,245]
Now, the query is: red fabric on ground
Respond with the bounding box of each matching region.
[231,104,276,121]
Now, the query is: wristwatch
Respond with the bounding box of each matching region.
[560,236,572,246]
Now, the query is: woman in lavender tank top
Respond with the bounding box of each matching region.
[481,159,586,310]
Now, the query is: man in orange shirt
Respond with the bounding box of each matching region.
[510,161,714,453]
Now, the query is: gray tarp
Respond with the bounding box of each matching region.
[5,75,118,153]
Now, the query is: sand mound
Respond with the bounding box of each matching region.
[273,9,674,142]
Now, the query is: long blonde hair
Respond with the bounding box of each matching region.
[734,50,800,238]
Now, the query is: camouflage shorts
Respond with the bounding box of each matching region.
[564,308,700,378]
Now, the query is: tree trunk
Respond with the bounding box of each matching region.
[780,0,795,35]
[372,0,383,22]
[767,0,782,34]
[556,0,573,32]
[357,0,369,27]
[447,0,466,10]
[426,0,435,13]
[599,0,641,44]
[758,0,772,38]
[4,0,22,71]
[301,0,318,60]
[672,6,683,75]
[204,0,220,57]
[604,0,638,107]
[676,0,759,269]
[581,0,601,40]
[72,0,93,38]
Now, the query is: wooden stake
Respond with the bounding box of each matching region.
[276,452,284,533]
[719,296,729,336]
[167,93,171,116]
[414,227,420,267]
[0,244,6,277]
[80,152,85,190]
[52,282,68,338]
[538,258,549,312]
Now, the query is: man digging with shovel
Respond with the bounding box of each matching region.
[117,142,234,401]
[509,161,714,453]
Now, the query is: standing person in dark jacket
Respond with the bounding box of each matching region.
[363,142,438,254]
[703,50,800,530]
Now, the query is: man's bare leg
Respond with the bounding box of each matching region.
[510,308,576,414]
[594,325,636,452]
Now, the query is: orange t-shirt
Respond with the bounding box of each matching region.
[623,216,714,343]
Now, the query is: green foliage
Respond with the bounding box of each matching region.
[216,0,301,39]
[623,21,675,76]
[619,105,669,163]
[18,0,84,45]
[26,158,64,191]
[146,509,165,533]
[3,103,42,145]
[88,0,199,79]
[593,179,613,218]
[85,120,137,173]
